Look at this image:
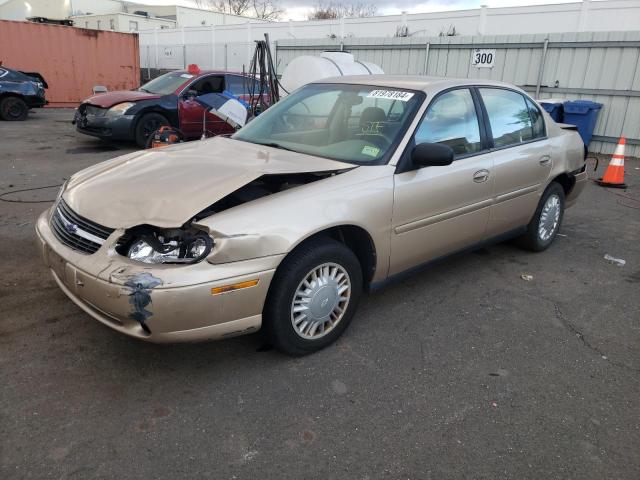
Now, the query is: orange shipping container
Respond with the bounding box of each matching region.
[0,20,140,107]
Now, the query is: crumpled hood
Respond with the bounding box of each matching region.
[63,136,353,229]
[84,90,160,108]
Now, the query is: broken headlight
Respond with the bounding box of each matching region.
[120,227,213,264]
[106,102,135,117]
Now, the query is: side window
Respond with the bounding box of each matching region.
[189,75,224,96]
[226,75,247,96]
[526,97,545,139]
[414,89,482,157]
[387,100,406,121]
[227,76,267,96]
[479,88,536,148]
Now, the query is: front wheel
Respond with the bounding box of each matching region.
[0,96,28,121]
[516,182,565,252]
[134,113,169,148]
[263,239,363,356]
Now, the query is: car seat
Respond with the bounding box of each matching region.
[359,107,387,133]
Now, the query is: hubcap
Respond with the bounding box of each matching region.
[6,100,22,118]
[291,262,351,340]
[538,194,561,242]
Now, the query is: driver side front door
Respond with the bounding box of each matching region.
[177,75,234,138]
[390,88,494,275]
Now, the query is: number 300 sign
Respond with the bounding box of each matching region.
[471,49,495,68]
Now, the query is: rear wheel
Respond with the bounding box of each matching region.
[0,96,28,121]
[134,113,169,148]
[516,182,565,252]
[263,239,363,356]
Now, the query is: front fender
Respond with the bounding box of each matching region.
[197,165,395,282]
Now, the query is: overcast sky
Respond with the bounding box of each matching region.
[146,0,580,21]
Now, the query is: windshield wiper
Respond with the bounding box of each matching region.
[254,141,294,152]
[139,87,151,93]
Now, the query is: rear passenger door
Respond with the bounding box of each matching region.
[478,88,552,237]
[390,88,494,275]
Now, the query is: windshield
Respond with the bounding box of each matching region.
[139,72,193,95]
[233,83,424,165]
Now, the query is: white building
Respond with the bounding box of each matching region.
[0,0,257,32]
[0,0,123,21]
[71,12,177,32]
[125,4,255,27]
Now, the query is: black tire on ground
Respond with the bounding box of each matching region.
[0,96,29,121]
[516,182,566,252]
[134,112,169,148]
[263,238,363,356]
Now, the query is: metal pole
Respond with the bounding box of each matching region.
[535,38,549,99]
[224,43,228,71]
[211,24,216,69]
[274,39,278,76]
[146,45,151,80]
[181,26,186,69]
[423,42,430,75]
[154,27,159,70]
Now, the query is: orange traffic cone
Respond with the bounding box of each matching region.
[596,136,627,188]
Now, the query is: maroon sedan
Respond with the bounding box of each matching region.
[73,68,260,147]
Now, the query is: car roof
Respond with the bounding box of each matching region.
[172,70,246,78]
[316,75,519,93]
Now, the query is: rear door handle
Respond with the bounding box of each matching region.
[539,155,551,166]
[473,169,490,183]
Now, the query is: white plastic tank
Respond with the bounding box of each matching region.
[280,51,384,95]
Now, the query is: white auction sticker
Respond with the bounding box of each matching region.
[367,90,414,102]
[180,73,194,79]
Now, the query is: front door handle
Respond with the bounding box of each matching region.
[473,169,490,183]
[539,155,551,166]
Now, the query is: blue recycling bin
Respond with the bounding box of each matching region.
[540,101,563,122]
[563,100,603,146]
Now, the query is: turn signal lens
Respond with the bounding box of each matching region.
[211,279,259,295]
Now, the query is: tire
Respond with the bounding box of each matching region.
[0,96,28,121]
[263,238,363,356]
[134,112,169,148]
[516,182,565,252]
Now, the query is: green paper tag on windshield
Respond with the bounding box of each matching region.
[361,145,380,157]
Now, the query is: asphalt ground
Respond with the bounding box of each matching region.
[1,109,639,479]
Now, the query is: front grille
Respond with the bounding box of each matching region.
[50,200,114,254]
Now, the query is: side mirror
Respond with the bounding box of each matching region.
[411,142,454,167]
[186,89,198,99]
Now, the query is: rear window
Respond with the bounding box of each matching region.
[479,88,540,148]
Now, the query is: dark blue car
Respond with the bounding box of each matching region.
[0,66,47,121]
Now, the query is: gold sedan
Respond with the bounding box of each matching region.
[36,76,587,355]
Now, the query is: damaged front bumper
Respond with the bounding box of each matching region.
[36,210,282,343]
[73,109,135,141]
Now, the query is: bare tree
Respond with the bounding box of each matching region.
[252,0,284,20]
[212,0,253,16]
[196,0,282,20]
[308,1,377,20]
